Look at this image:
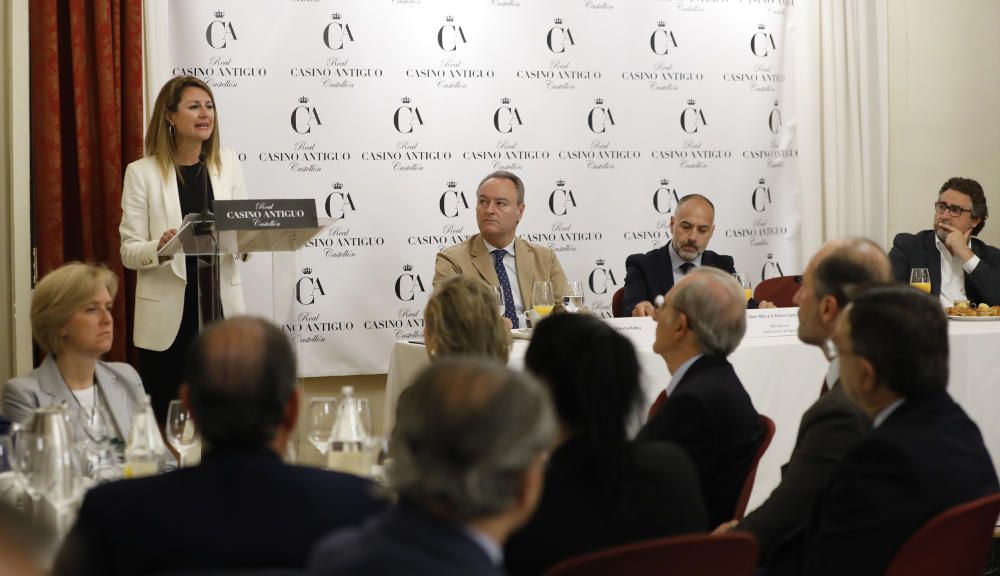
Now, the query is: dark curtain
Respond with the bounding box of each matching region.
[30,0,144,363]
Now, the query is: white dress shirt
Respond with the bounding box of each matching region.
[935,234,981,307]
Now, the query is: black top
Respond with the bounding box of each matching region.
[176,163,215,216]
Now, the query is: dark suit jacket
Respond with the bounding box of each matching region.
[55,450,385,575]
[889,229,1000,304]
[504,437,708,576]
[308,502,502,576]
[636,355,763,526]
[799,390,999,576]
[622,244,737,316]
[737,382,870,567]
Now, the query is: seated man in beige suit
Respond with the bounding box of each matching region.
[434,171,568,328]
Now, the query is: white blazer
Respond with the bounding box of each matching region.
[119,148,246,351]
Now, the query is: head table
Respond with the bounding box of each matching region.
[384,314,1000,514]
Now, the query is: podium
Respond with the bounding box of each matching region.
[156,205,333,330]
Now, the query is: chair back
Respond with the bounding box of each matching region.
[885,491,1000,576]
[611,287,625,318]
[732,414,776,520]
[545,532,758,576]
[752,275,802,307]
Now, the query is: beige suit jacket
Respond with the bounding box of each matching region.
[119,148,246,351]
[434,234,568,309]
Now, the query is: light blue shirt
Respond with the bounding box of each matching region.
[666,353,704,397]
[873,398,906,428]
[483,238,524,326]
[463,525,503,566]
[669,241,704,286]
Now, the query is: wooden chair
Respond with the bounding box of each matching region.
[884,491,1000,576]
[545,532,758,576]
[752,275,802,307]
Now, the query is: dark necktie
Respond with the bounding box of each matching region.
[679,262,695,275]
[492,249,519,328]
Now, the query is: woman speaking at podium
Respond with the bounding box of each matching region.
[119,76,246,423]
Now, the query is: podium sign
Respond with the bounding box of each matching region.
[215,199,317,231]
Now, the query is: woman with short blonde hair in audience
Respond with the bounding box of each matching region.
[423,275,511,363]
[2,262,145,445]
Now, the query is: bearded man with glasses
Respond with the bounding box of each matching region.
[889,176,1000,306]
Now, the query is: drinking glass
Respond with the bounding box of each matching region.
[733,272,753,302]
[910,268,931,294]
[532,281,554,317]
[0,435,13,474]
[357,398,373,437]
[307,397,338,457]
[492,285,505,317]
[166,400,200,467]
[562,281,585,313]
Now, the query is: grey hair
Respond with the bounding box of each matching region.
[389,357,556,522]
[673,266,746,356]
[477,170,526,205]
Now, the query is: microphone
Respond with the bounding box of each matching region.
[195,153,214,235]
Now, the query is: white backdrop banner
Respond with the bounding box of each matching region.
[165,0,804,377]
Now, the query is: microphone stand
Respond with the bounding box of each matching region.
[192,153,221,327]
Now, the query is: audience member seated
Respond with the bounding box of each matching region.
[719,239,885,571]
[308,358,556,576]
[889,176,1000,306]
[54,317,385,575]
[796,285,999,576]
[3,262,145,447]
[424,275,511,363]
[504,314,707,576]
[636,267,763,527]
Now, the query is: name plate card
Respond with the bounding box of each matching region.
[745,308,800,338]
[215,199,318,231]
[603,317,658,346]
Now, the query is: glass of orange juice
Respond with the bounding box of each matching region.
[532,281,554,317]
[909,268,931,294]
[733,272,753,302]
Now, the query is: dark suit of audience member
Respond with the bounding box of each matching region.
[311,501,502,576]
[623,244,736,316]
[504,437,707,576]
[738,383,869,565]
[637,354,762,526]
[309,359,556,576]
[889,229,1000,304]
[55,317,385,576]
[798,286,1000,576]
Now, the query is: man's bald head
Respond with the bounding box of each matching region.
[814,238,892,306]
[185,317,297,450]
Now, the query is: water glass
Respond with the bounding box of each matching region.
[492,285,505,316]
[166,400,200,467]
[308,397,338,457]
[562,280,585,313]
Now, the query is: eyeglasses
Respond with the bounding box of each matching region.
[934,201,973,218]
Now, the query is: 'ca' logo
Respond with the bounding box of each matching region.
[395,265,427,302]
[393,97,424,134]
[439,181,470,218]
[751,24,776,57]
[205,10,237,49]
[587,98,615,134]
[493,97,523,134]
[680,99,707,134]
[768,101,782,135]
[588,259,618,295]
[296,267,326,306]
[325,183,356,219]
[323,13,354,50]
[437,16,466,52]
[547,18,575,53]
[653,180,680,215]
[549,180,577,216]
[291,97,323,135]
[752,178,772,213]
[650,21,678,55]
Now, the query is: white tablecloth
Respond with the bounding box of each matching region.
[384,319,1000,514]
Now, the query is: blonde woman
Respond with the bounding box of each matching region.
[3,263,145,443]
[119,76,246,422]
[423,275,511,363]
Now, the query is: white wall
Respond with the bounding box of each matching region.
[887,0,1000,248]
